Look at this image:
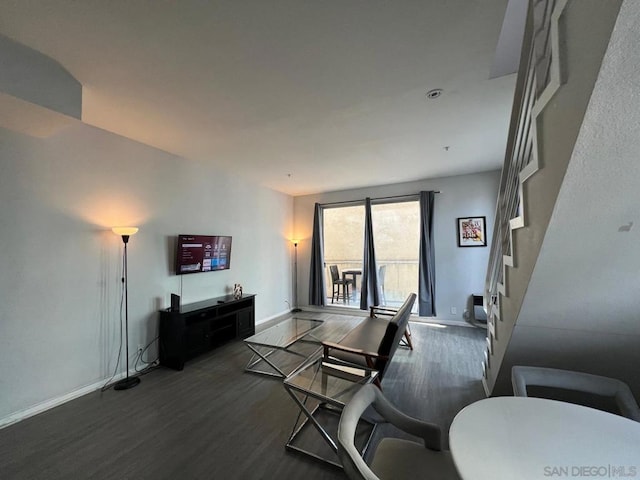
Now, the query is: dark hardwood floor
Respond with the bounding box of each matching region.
[0,314,486,479]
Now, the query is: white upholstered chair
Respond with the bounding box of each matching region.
[337,384,460,480]
[511,365,640,421]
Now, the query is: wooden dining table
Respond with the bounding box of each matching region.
[449,397,640,480]
[341,269,362,289]
[342,268,362,301]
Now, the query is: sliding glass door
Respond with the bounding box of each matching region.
[322,199,420,312]
[323,204,364,305]
[371,200,419,311]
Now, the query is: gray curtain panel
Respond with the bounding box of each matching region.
[360,197,380,310]
[418,191,436,316]
[308,203,326,306]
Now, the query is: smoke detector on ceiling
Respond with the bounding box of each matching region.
[426,88,443,99]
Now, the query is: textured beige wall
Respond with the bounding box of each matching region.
[323,205,364,262]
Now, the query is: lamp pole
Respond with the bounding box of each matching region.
[112,227,141,391]
[292,241,301,312]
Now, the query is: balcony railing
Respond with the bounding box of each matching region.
[324,259,418,312]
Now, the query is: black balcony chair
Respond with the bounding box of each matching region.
[329,265,353,303]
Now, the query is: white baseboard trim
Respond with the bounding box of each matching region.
[0,370,135,430]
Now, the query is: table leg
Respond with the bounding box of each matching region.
[244,343,308,378]
[342,273,359,303]
[285,388,342,468]
[284,385,378,469]
[340,273,347,304]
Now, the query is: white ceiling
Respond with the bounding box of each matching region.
[0,0,515,196]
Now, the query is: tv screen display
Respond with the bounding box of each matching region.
[176,235,232,274]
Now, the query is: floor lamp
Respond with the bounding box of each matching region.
[112,227,141,390]
[291,240,301,313]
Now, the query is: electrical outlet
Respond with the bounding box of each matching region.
[450,307,457,315]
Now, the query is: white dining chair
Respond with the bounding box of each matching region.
[511,365,640,421]
[337,384,460,480]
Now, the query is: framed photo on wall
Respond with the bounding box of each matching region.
[457,216,487,247]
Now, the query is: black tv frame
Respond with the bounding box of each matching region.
[175,234,232,275]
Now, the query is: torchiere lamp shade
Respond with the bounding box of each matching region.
[112,227,139,237]
[112,227,139,244]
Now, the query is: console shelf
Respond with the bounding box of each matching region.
[159,294,256,370]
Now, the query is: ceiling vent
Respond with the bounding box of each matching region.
[426,88,443,99]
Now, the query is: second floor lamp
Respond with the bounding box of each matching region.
[291,239,301,312]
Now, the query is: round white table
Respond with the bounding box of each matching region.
[449,397,640,480]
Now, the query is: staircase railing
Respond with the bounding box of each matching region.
[484,0,559,325]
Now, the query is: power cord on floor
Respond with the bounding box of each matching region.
[135,335,160,375]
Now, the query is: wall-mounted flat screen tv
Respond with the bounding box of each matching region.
[176,234,232,275]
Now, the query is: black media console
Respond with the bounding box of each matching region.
[159,294,256,370]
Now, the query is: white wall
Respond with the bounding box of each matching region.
[0,123,293,425]
[293,170,500,320]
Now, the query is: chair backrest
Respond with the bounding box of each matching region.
[375,293,416,377]
[338,384,444,480]
[512,366,640,421]
[338,385,380,480]
[329,264,340,283]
